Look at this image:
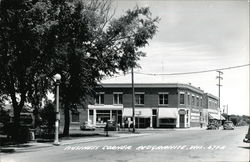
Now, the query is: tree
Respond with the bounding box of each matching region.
[0,0,159,137]
[49,0,159,135]
[0,0,57,139]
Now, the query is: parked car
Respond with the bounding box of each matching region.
[80,121,95,131]
[207,123,219,130]
[223,121,234,130]
[105,120,116,131]
[243,125,250,143]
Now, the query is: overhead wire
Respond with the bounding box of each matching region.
[102,63,250,80]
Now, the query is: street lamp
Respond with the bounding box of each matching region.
[53,73,61,146]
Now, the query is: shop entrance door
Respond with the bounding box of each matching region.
[152,116,157,128]
[179,114,185,128]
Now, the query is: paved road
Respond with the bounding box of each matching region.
[1,126,249,162]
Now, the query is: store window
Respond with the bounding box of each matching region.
[95,92,104,104]
[96,110,110,124]
[89,110,93,124]
[135,93,144,105]
[159,93,168,105]
[113,93,123,105]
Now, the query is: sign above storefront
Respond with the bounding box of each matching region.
[179,109,186,115]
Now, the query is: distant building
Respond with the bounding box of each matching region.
[60,83,222,129]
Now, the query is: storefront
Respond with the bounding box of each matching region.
[88,105,123,127]
[158,108,178,128]
[123,108,152,128]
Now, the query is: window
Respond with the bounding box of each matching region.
[89,110,94,124]
[180,93,185,104]
[196,97,199,106]
[135,93,144,105]
[71,113,79,122]
[200,98,202,107]
[159,93,168,105]
[152,109,157,115]
[186,110,189,123]
[113,93,123,104]
[96,110,110,123]
[192,96,195,105]
[188,94,190,105]
[95,92,104,104]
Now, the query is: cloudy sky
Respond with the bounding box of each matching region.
[102,0,249,116]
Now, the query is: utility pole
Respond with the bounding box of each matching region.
[216,71,223,124]
[131,67,136,133]
[216,71,223,109]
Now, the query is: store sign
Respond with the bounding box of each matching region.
[135,111,141,116]
[179,109,186,115]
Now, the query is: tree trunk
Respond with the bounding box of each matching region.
[63,102,70,136]
[12,105,22,141]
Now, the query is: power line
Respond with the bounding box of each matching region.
[134,64,250,76]
[102,63,250,80]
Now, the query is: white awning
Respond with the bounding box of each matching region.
[220,115,226,120]
[88,104,123,110]
[123,108,152,118]
[158,108,178,118]
[208,113,220,120]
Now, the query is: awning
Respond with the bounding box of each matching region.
[158,108,178,119]
[208,113,221,120]
[123,108,152,118]
[220,115,226,120]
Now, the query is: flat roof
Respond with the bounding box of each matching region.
[99,83,204,94]
[205,93,219,100]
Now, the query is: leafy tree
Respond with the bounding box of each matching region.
[0,0,56,139]
[0,0,159,137]
[49,0,159,135]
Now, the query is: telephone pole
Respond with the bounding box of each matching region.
[131,67,135,133]
[216,71,223,123]
[216,71,223,109]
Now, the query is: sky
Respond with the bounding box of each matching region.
[102,0,250,116]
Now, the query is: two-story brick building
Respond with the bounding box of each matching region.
[86,83,209,128]
[203,93,225,123]
[60,83,222,129]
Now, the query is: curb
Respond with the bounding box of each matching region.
[60,133,150,146]
[0,133,151,153]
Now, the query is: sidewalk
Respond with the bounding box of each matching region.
[0,127,209,153]
[0,131,150,153]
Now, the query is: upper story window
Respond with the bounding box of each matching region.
[159,93,168,105]
[200,98,203,107]
[187,94,190,105]
[192,95,195,106]
[196,97,199,106]
[113,92,123,105]
[135,93,144,105]
[95,92,104,105]
[180,93,185,105]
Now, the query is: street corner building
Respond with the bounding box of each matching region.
[60,83,225,130]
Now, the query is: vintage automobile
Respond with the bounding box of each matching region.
[207,123,219,130]
[223,121,234,130]
[80,121,96,131]
[243,125,250,143]
[105,120,117,131]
